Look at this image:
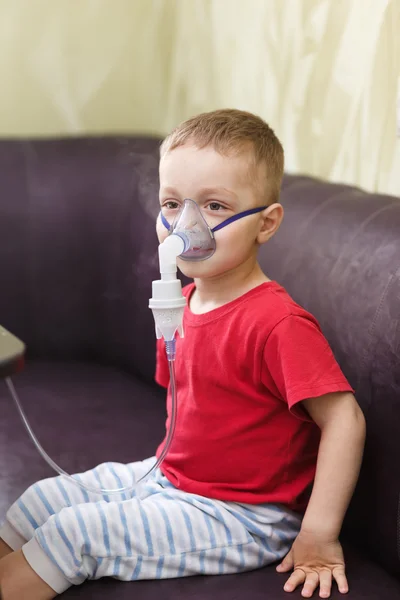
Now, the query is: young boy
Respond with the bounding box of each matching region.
[0,109,365,599]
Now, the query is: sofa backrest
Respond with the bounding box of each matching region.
[0,137,163,382]
[260,175,400,577]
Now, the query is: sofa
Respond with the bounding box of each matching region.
[0,136,399,599]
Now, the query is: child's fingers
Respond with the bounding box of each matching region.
[276,550,294,573]
[333,567,349,594]
[283,568,306,592]
[301,572,319,598]
[318,569,332,598]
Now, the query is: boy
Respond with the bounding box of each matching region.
[0,109,365,599]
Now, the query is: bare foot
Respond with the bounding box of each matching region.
[0,549,57,599]
[0,540,12,561]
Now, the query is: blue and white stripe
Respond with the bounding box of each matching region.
[1,457,301,590]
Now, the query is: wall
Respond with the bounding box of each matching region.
[0,0,399,195]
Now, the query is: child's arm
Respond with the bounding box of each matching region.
[277,391,366,599]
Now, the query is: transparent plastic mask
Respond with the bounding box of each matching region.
[165,198,216,261]
[160,198,269,262]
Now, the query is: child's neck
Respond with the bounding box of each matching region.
[191,261,270,314]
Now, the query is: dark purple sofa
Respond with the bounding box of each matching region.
[1,137,400,599]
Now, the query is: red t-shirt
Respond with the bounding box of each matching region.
[155,282,353,512]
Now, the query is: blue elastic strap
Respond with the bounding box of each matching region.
[161,211,171,231]
[211,206,268,232]
[160,205,268,233]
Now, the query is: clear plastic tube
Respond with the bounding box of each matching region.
[136,352,177,485]
[4,339,178,496]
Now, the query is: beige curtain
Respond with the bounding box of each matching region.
[0,0,399,195]
[0,0,175,136]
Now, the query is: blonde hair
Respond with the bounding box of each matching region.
[160,109,284,204]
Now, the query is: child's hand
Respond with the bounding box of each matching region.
[276,530,348,598]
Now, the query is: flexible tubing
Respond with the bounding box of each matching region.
[4,342,178,495]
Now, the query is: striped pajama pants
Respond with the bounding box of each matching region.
[0,457,302,595]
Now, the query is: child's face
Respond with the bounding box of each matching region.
[157,143,273,280]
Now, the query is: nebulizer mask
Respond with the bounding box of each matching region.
[3,198,267,495]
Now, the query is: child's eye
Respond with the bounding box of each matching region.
[163,201,179,210]
[207,202,225,211]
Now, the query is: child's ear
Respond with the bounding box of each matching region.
[257,203,284,244]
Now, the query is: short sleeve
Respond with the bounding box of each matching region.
[262,315,354,420]
[155,338,170,388]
